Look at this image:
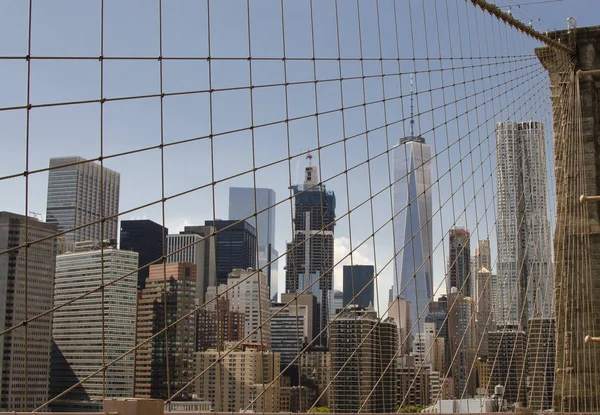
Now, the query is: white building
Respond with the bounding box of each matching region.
[46,156,120,248]
[50,241,137,409]
[496,121,553,325]
[0,212,56,411]
[206,268,271,346]
[167,229,216,304]
[392,132,433,333]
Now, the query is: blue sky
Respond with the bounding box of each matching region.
[1,0,598,312]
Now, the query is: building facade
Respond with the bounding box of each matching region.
[299,349,330,407]
[392,134,433,334]
[228,187,279,300]
[50,241,137,409]
[285,164,336,345]
[206,269,271,346]
[446,289,476,399]
[135,263,197,399]
[195,343,280,412]
[167,229,216,304]
[205,220,257,286]
[448,228,471,296]
[120,219,168,290]
[527,318,555,411]
[488,326,527,406]
[342,264,375,308]
[495,121,553,327]
[330,306,398,413]
[0,212,56,411]
[46,156,120,248]
[196,299,244,352]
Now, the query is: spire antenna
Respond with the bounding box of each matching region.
[410,74,415,136]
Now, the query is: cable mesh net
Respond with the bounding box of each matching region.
[0,0,595,413]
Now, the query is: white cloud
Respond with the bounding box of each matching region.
[333,236,374,291]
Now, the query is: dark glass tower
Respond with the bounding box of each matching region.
[342,265,375,308]
[119,220,168,290]
[285,163,336,345]
[205,219,257,286]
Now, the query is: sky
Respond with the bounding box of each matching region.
[0,0,598,314]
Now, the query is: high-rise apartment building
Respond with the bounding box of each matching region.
[281,293,318,343]
[270,302,306,366]
[0,212,56,411]
[474,239,491,270]
[299,349,330,407]
[195,343,281,412]
[474,267,494,358]
[167,227,216,304]
[488,326,527,405]
[135,263,197,399]
[392,132,433,334]
[196,299,244,352]
[330,306,398,413]
[527,318,555,411]
[389,295,413,356]
[205,220,257,286]
[206,268,271,346]
[50,241,137,410]
[447,288,476,399]
[399,355,432,408]
[46,157,120,249]
[342,264,375,308]
[229,187,279,300]
[496,121,553,327]
[120,219,168,290]
[426,295,449,373]
[285,163,336,345]
[448,228,472,296]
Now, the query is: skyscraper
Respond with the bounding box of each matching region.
[50,240,137,410]
[342,264,375,308]
[167,226,217,304]
[46,156,120,248]
[285,161,336,345]
[447,288,476,399]
[330,305,398,413]
[392,129,433,333]
[496,121,553,327]
[0,212,56,411]
[205,220,257,286]
[135,263,197,399]
[120,219,168,290]
[206,268,271,346]
[228,187,279,300]
[448,228,471,296]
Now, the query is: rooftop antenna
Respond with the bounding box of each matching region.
[410,74,415,136]
[306,152,313,166]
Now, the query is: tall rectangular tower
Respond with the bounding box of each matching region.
[167,226,217,304]
[50,241,137,410]
[229,187,279,300]
[205,220,257,286]
[120,219,168,290]
[46,157,120,248]
[285,163,336,345]
[0,212,56,411]
[135,263,197,399]
[342,264,375,308]
[392,134,433,333]
[496,121,553,327]
[448,228,471,296]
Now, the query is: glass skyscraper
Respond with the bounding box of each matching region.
[392,135,433,334]
[45,156,120,250]
[228,187,279,300]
